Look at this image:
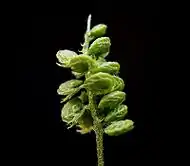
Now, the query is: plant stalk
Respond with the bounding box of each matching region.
[88,91,104,166]
[83,14,105,166]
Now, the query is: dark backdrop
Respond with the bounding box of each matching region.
[16,4,160,166]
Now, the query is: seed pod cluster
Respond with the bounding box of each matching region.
[56,17,134,136]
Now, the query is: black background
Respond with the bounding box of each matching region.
[16,3,160,166]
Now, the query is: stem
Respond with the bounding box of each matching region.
[87,14,91,32]
[82,15,105,166]
[95,121,104,166]
[88,91,104,166]
[82,14,92,54]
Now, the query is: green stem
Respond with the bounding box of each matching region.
[83,14,105,166]
[88,91,104,166]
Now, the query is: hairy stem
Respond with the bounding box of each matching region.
[82,15,105,166]
[88,91,104,166]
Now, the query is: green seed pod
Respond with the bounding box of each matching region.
[83,72,115,95]
[69,54,97,73]
[67,105,88,129]
[89,24,107,39]
[104,119,134,136]
[111,76,125,92]
[57,79,83,95]
[104,104,128,123]
[56,50,77,67]
[61,97,83,124]
[87,37,111,58]
[98,91,126,112]
[91,62,120,75]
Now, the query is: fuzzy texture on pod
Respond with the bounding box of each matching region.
[57,79,83,95]
[61,97,83,124]
[69,54,97,73]
[87,37,111,58]
[56,50,77,67]
[90,62,120,75]
[98,91,126,112]
[111,76,125,92]
[104,120,134,136]
[104,104,128,123]
[83,72,115,95]
[88,24,107,39]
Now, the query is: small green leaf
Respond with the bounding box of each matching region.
[56,50,77,67]
[57,79,83,95]
[87,37,111,58]
[61,97,83,124]
[98,91,126,112]
[104,104,128,123]
[83,72,115,95]
[69,54,97,73]
[104,119,134,136]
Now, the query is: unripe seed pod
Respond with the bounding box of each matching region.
[56,50,77,67]
[104,104,128,123]
[57,79,83,95]
[104,119,134,136]
[61,98,83,123]
[69,54,97,73]
[83,72,115,95]
[98,91,126,112]
[87,37,111,58]
[89,24,107,39]
[91,61,120,75]
[111,76,125,92]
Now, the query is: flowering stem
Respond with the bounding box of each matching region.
[88,91,104,166]
[82,14,104,166]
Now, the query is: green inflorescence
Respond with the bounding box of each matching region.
[56,14,134,166]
